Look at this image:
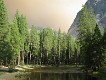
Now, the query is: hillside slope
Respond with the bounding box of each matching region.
[68,0,106,37]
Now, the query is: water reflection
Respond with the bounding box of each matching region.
[26,72,99,80]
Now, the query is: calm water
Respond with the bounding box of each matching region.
[25,72,99,80]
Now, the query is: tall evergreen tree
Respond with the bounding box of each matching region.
[0,0,10,65]
[15,11,29,65]
[66,34,75,64]
[102,24,106,66]
[42,28,53,65]
[74,41,80,65]
[10,17,20,66]
[51,31,58,65]
[57,28,62,65]
[39,30,44,65]
[19,15,29,64]
[30,26,40,64]
[61,32,67,64]
[78,5,96,70]
[91,24,103,71]
[0,0,8,25]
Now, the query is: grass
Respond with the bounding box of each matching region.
[0,65,85,80]
[19,65,84,73]
[90,66,106,80]
[0,64,84,73]
[16,65,33,70]
[98,67,106,78]
[27,65,84,73]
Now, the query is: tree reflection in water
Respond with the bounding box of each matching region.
[26,73,99,80]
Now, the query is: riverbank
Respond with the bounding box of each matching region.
[0,72,22,80]
[0,65,84,80]
[31,66,83,73]
[0,65,33,80]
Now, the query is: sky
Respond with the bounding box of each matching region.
[4,0,87,32]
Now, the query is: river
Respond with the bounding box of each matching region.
[24,72,99,80]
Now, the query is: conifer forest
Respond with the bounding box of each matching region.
[0,0,106,78]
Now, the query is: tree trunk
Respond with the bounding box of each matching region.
[17,53,20,65]
[5,57,7,66]
[27,53,28,65]
[22,51,24,64]
[29,52,32,64]
[40,52,42,65]
[20,50,24,65]
[46,51,48,65]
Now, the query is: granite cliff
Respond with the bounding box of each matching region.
[68,0,106,37]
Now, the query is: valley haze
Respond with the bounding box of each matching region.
[4,0,87,32]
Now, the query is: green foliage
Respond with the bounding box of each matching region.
[67,34,75,54]
[79,6,96,58]
[61,32,67,52]
[43,28,53,54]
[98,67,106,80]
[52,31,58,53]
[0,0,8,25]
[0,0,10,65]
[91,25,104,68]
[15,11,29,51]
[30,26,40,56]
[1,1,106,71]
[57,29,62,59]
[78,5,105,71]
[19,15,28,50]
[10,16,20,59]
[14,11,29,65]
[79,6,96,37]
[79,6,96,63]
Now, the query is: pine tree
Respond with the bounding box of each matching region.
[19,15,29,65]
[78,5,97,70]
[91,24,103,71]
[79,6,96,38]
[39,30,44,65]
[51,31,58,65]
[0,0,10,65]
[0,0,8,25]
[74,40,80,65]
[15,11,29,65]
[9,17,20,66]
[61,32,67,64]
[30,26,40,64]
[66,34,75,64]
[24,32,30,64]
[57,28,62,65]
[101,24,106,67]
[42,28,53,65]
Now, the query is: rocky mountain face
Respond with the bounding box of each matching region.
[68,0,106,37]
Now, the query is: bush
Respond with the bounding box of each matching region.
[98,67,106,80]
[8,68,18,72]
